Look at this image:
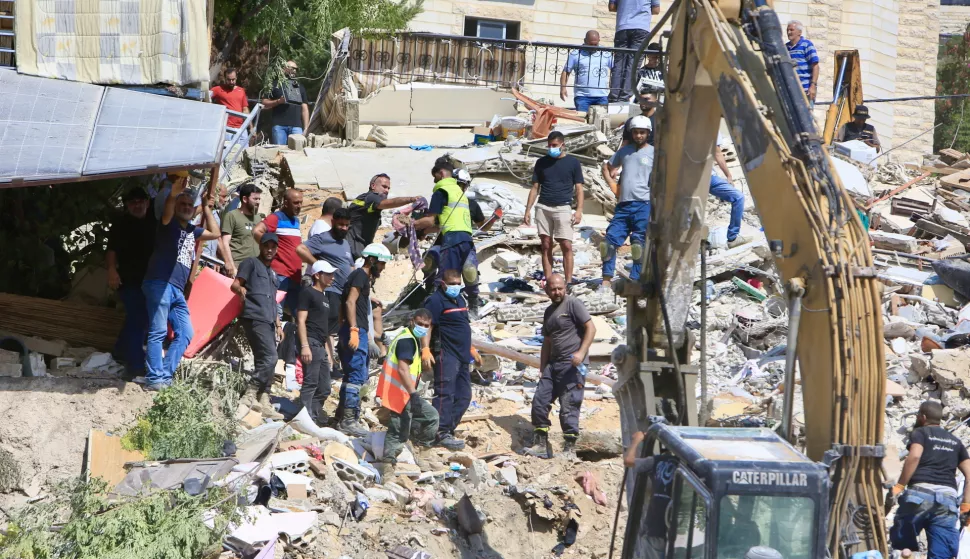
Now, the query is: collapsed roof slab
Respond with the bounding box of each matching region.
[359,83,515,126]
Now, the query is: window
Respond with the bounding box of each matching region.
[463,17,521,40]
[717,494,816,559]
[670,470,710,559]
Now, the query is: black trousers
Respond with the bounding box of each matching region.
[300,337,332,421]
[609,28,651,102]
[531,361,585,437]
[242,318,277,391]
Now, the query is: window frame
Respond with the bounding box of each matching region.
[667,466,714,559]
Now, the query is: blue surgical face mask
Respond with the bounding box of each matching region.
[444,285,462,299]
[412,325,429,338]
[548,146,562,158]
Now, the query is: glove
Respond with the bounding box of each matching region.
[421,347,435,367]
[891,483,905,497]
[348,327,359,351]
[470,347,482,365]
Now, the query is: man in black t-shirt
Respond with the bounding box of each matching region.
[261,60,309,146]
[890,400,970,559]
[835,105,881,152]
[297,260,336,425]
[107,186,156,378]
[623,430,675,559]
[347,173,419,260]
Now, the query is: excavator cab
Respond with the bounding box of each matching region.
[623,424,830,559]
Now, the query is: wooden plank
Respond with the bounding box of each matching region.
[940,168,970,192]
[915,219,970,247]
[87,430,145,487]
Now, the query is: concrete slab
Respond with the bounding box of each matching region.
[378,126,476,148]
[359,83,515,126]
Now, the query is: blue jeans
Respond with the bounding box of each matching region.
[890,488,960,559]
[277,276,301,319]
[575,96,609,113]
[709,175,744,242]
[603,201,650,280]
[143,280,194,385]
[271,125,303,146]
[337,324,369,412]
[113,284,148,375]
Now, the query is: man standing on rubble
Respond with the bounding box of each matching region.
[347,174,421,260]
[253,189,304,315]
[413,161,482,310]
[336,243,392,437]
[525,274,596,459]
[261,61,309,145]
[297,260,337,425]
[379,309,440,463]
[231,233,285,420]
[421,269,482,451]
[220,183,264,278]
[889,400,970,559]
[710,136,748,248]
[609,0,662,103]
[560,31,613,113]
[143,176,221,391]
[298,207,355,340]
[107,186,156,379]
[601,115,653,288]
[525,131,584,287]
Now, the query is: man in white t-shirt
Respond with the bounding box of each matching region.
[309,197,344,237]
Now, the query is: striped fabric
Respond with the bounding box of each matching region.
[263,211,304,281]
[786,37,819,93]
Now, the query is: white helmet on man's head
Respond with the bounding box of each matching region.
[362,243,392,262]
[629,115,653,131]
[455,168,472,186]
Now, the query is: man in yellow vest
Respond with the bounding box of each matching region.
[413,160,480,310]
[377,309,440,462]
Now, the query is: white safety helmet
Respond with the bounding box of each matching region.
[361,242,392,262]
[456,168,472,186]
[629,115,653,131]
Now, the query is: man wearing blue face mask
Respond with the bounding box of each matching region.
[524,131,585,287]
[421,269,483,450]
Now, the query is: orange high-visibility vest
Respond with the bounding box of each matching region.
[377,328,422,413]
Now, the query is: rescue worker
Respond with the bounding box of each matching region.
[889,400,970,559]
[337,242,392,437]
[378,309,440,463]
[413,161,481,310]
[297,260,337,425]
[421,269,483,451]
[600,115,653,289]
[347,173,421,260]
[524,274,596,459]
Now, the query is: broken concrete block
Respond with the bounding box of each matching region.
[869,231,918,253]
[883,320,916,340]
[351,140,377,149]
[383,481,411,505]
[468,459,489,487]
[930,348,970,389]
[0,363,22,377]
[495,466,518,486]
[331,457,377,485]
[288,134,307,151]
[447,452,476,468]
[269,450,311,474]
[366,125,389,147]
[53,357,76,369]
[596,144,615,159]
[0,332,67,357]
[28,353,46,376]
[80,352,115,372]
[493,251,524,272]
[364,486,397,504]
[0,349,18,363]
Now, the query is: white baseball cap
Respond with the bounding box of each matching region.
[310,260,337,275]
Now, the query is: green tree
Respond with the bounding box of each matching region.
[935,24,970,153]
[212,0,423,99]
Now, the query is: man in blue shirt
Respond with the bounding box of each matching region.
[298,207,355,337]
[561,31,613,113]
[786,20,819,105]
[609,0,661,102]
[142,177,221,390]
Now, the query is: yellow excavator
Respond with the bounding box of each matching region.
[611,0,886,558]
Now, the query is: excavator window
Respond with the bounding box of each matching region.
[716,494,816,559]
[669,468,711,559]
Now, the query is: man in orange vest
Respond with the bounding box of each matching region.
[378,309,440,462]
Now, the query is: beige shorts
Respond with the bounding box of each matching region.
[535,203,574,241]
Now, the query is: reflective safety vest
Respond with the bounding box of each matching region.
[432,178,473,235]
[377,328,423,413]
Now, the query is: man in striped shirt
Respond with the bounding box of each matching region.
[253,188,304,315]
[786,20,819,106]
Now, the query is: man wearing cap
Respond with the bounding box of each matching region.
[609,0,662,102]
[297,260,337,425]
[232,232,285,419]
[600,115,654,289]
[560,30,613,113]
[378,308,440,463]
[220,183,264,278]
[142,177,221,390]
[107,186,156,378]
[635,43,664,96]
[336,242,392,437]
[835,105,881,152]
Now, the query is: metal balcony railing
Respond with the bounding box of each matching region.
[0,0,14,68]
[347,32,646,94]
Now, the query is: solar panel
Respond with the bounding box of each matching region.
[0,70,103,183]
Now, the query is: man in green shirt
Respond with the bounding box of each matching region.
[220,183,264,278]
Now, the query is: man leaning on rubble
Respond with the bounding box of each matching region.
[142,176,220,391]
[525,131,584,287]
[835,105,881,152]
[336,243,392,437]
[525,274,596,459]
[601,115,653,288]
[347,173,420,260]
[379,309,440,463]
[107,186,156,379]
[220,183,264,278]
[889,400,970,559]
[232,233,285,420]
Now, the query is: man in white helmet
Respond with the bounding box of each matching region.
[600,115,654,289]
[336,242,391,436]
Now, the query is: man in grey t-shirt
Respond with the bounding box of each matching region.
[600,115,654,288]
[297,207,355,336]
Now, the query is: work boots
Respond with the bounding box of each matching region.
[258,391,283,420]
[338,408,370,438]
[523,430,552,459]
[560,436,578,461]
[435,433,466,451]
